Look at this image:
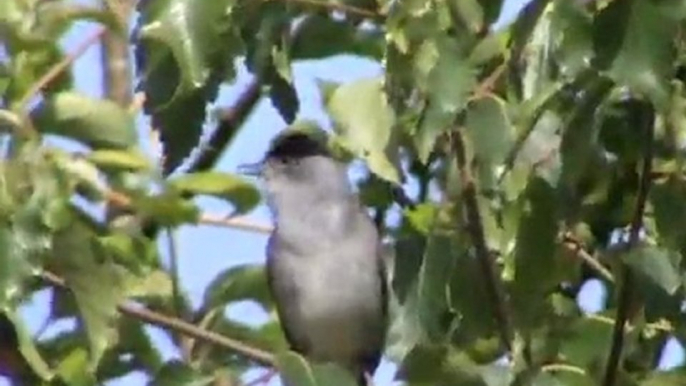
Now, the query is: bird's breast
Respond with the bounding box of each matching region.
[294,252,382,361]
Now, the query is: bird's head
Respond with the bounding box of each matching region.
[240,129,351,208]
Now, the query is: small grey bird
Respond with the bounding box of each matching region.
[246,131,387,385]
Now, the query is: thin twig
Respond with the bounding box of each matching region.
[104,189,272,234]
[17,28,107,108]
[602,105,655,386]
[470,63,506,101]
[188,79,262,173]
[269,0,380,19]
[451,128,513,352]
[101,0,135,107]
[561,234,614,283]
[40,271,275,367]
[199,214,272,234]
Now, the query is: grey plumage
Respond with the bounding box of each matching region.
[254,132,387,385]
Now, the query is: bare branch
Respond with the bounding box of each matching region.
[17,28,106,109]
[602,104,655,386]
[450,128,513,352]
[199,214,272,234]
[188,79,262,173]
[40,271,275,367]
[561,234,614,283]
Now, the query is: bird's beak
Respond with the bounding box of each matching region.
[237,161,265,177]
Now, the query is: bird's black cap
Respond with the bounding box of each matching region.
[266,131,330,160]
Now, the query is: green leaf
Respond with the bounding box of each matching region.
[559,316,613,367]
[449,0,484,33]
[549,0,593,78]
[0,311,53,382]
[415,35,477,162]
[87,149,151,172]
[593,0,676,110]
[519,1,556,100]
[400,344,488,385]
[134,194,199,227]
[0,152,61,307]
[125,270,174,299]
[322,77,401,183]
[195,317,286,369]
[640,372,686,386]
[55,348,96,386]
[449,250,501,362]
[511,177,560,328]
[137,0,241,174]
[416,203,460,341]
[477,0,504,25]
[560,78,613,186]
[310,362,359,386]
[276,352,317,386]
[148,361,214,386]
[201,264,272,312]
[168,171,260,214]
[290,14,383,60]
[405,203,439,235]
[465,96,514,165]
[51,220,128,368]
[96,233,159,274]
[622,246,681,295]
[267,70,299,124]
[649,177,686,250]
[0,225,42,307]
[97,318,164,379]
[275,351,358,386]
[32,92,136,149]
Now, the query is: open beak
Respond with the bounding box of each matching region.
[237,161,265,177]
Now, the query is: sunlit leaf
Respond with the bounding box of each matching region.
[51,220,128,367]
[202,264,272,311]
[168,171,260,214]
[32,92,136,149]
[137,0,241,174]
[322,77,401,183]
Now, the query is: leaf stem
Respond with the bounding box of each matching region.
[602,104,655,386]
[450,128,513,352]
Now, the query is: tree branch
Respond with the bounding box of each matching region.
[188,79,262,173]
[561,233,614,283]
[17,28,106,109]
[602,103,655,386]
[40,271,275,367]
[451,128,513,352]
[101,0,135,107]
[199,214,272,234]
[104,189,273,234]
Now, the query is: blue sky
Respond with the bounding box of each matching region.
[3,0,684,385]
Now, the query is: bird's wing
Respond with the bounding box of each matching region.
[265,235,312,355]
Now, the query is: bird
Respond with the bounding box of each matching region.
[244,130,388,385]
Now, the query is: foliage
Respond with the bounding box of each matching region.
[2,0,686,385]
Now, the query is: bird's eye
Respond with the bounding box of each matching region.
[279,157,298,166]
